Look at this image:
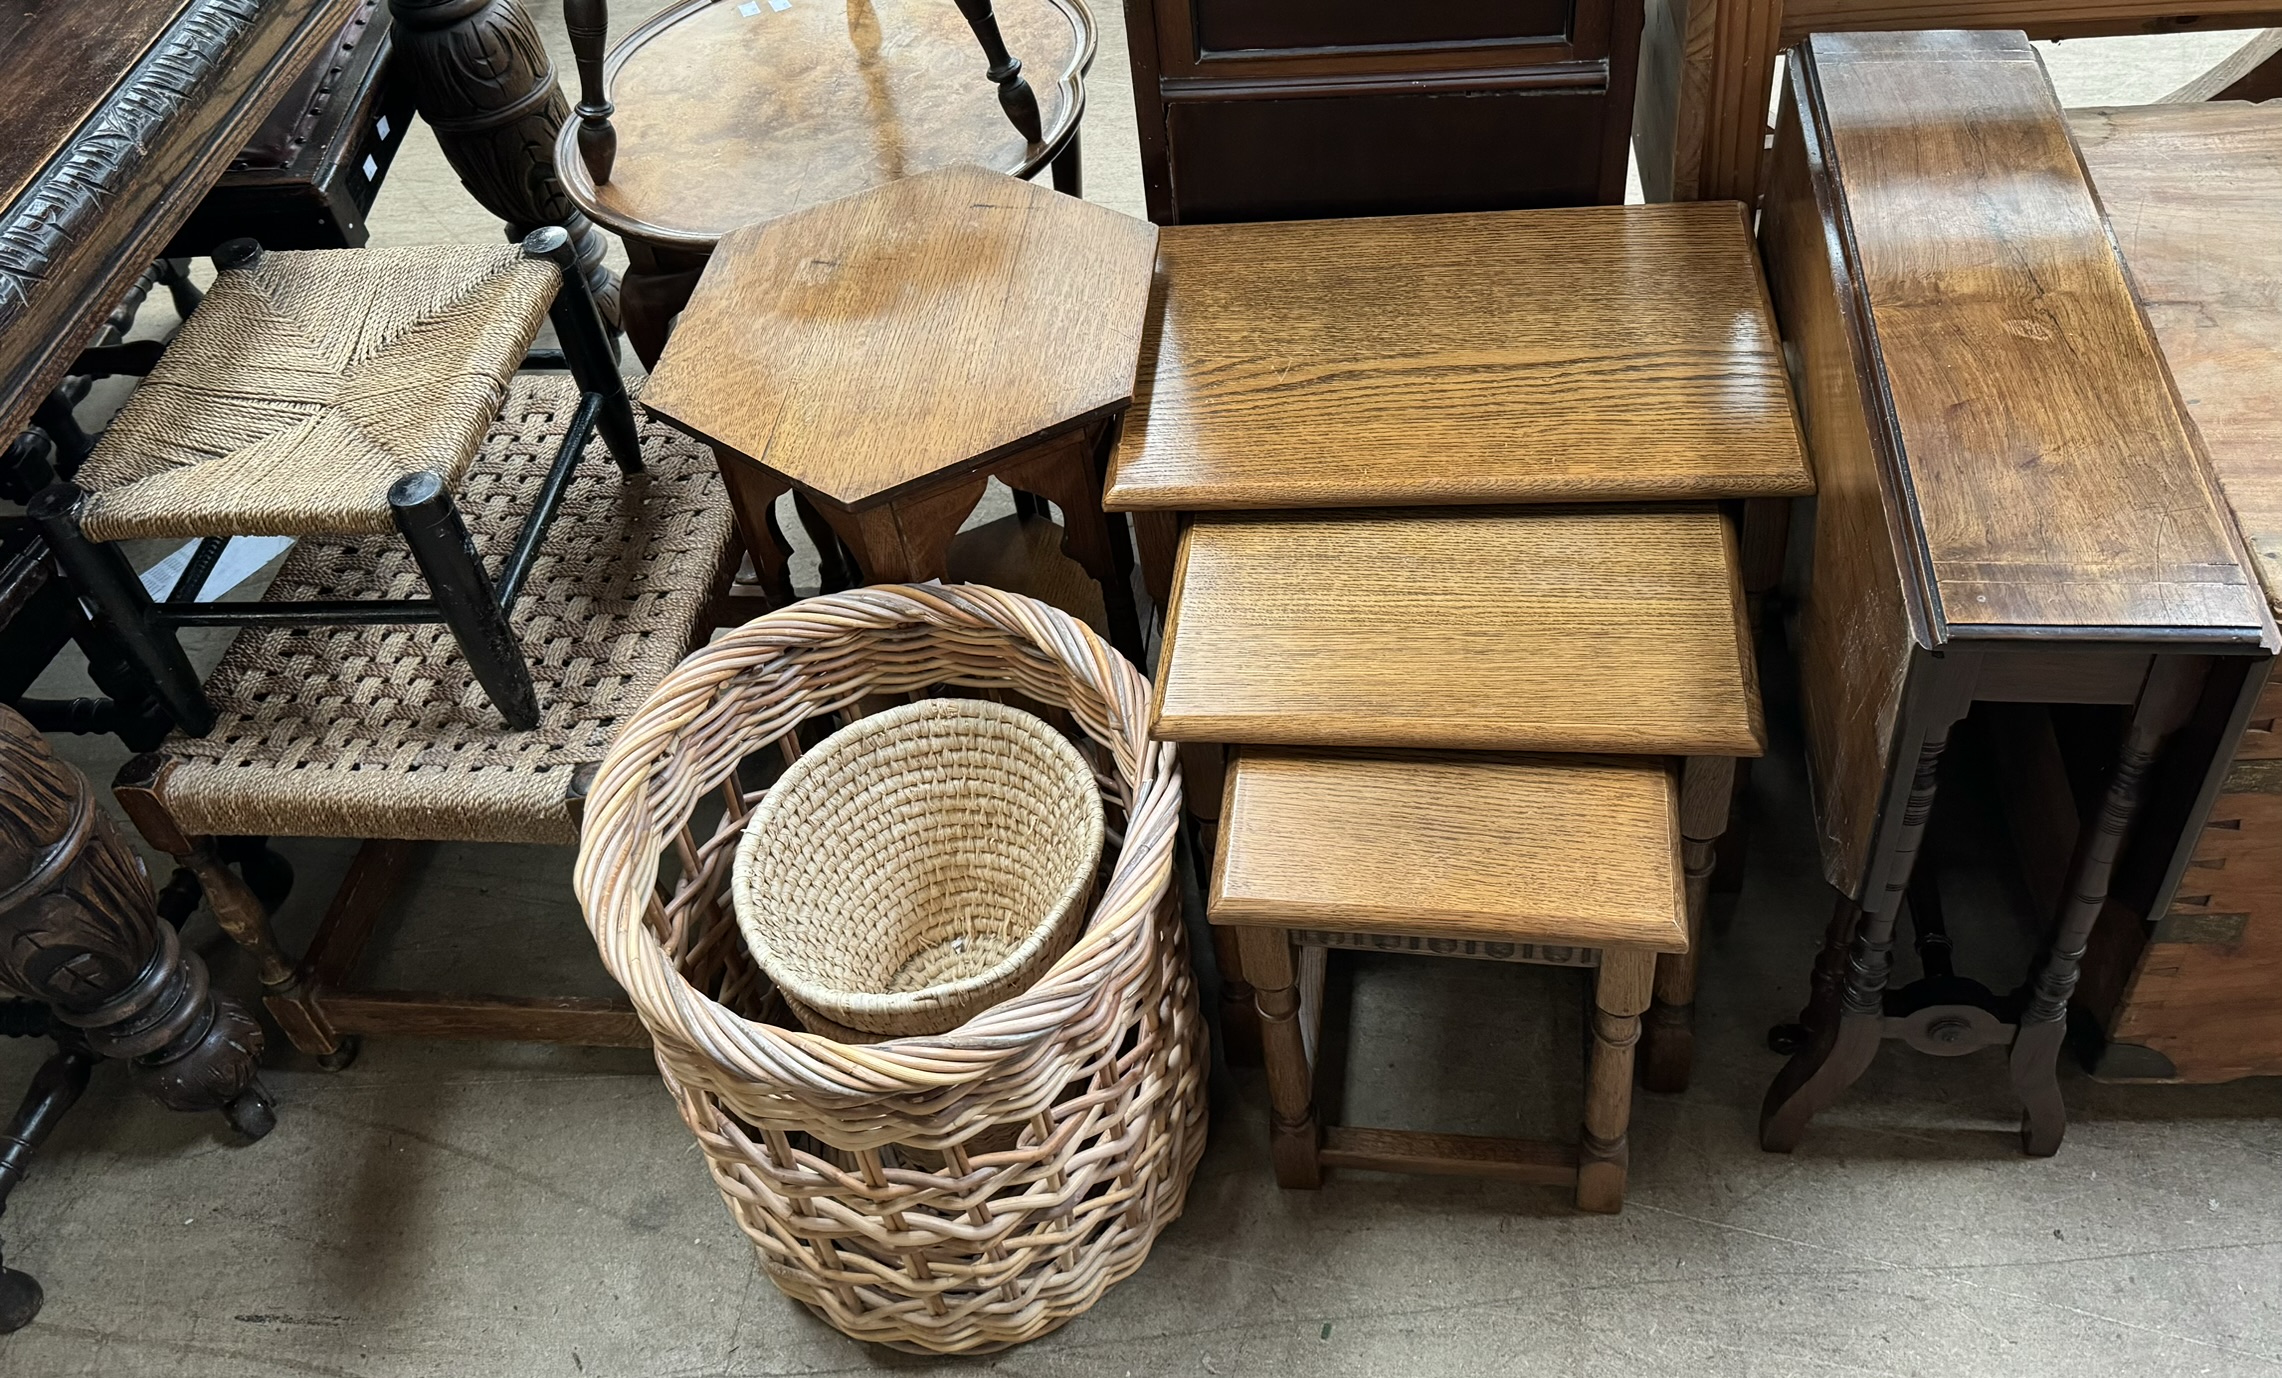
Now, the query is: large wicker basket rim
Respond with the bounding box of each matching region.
[729,695,1106,1027]
[572,583,1182,1108]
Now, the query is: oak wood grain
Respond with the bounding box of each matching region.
[641,165,1157,509]
[2077,102,2282,616]
[1209,749,1689,951]
[1802,30,2269,644]
[1105,203,1811,512]
[559,0,1086,247]
[1152,507,1765,755]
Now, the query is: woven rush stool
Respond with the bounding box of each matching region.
[30,229,642,736]
[1211,749,1694,1212]
[107,378,735,1063]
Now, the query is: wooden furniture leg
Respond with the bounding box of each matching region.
[712,459,796,605]
[113,753,353,1065]
[1130,509,1180,620]
[2012,658,2207,1156]
[1636,0,1785,204]
[388,0,619,325]
[1185,741,1257,1066]
[1239,924,1321,1188]
[1761,727,1949,1151]
[1578,948,1656,1213]
[618,239,709,368]
[1644,755,1736,1092]
[0,710,274,1331]
[814,479,991,585]
[998,428,1147,664]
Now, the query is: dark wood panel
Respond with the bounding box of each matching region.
[1760,71,1917,897]
[0,0,358,440]
[0,0,192,211]
[1164,83,1621,221]
[1801,30,2270,644]
[1191,0,1573,52]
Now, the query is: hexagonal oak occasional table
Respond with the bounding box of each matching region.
[642,166,1158,662]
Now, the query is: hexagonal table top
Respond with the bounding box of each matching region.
[642,165,1159,509]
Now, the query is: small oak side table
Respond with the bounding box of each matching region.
[644,165,1156,663]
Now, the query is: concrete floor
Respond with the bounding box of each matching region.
[6,13,2282,1377]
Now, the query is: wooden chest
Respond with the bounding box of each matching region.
[1119,0,1644,222]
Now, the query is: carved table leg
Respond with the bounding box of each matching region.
[710,455,796,606]
[1643,755,1736,1093]
[1761,728,1951,1152]
[1578,947,1655,1213]
[2012,658,2207,1157]
[388,0,620,326]
[1238,925,1321,1188]
[0,710,274,1328]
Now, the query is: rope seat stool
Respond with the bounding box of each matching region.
[111,377,736,1062]
[733,697,1105,1041]
[574,584,1205,1353]
[32,231,643,735]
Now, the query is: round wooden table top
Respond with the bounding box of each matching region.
[558,0,1092,249]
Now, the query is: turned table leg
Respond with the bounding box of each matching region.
[2012,658,2207,1157]
[0,711,274,1330]
[1238,925,1321,1188]
[1761,728,1951,1152]
[112,757,348,1067]
[1643,755,1736,1093]
[388,0,620,326]
[1578,947,1655,1213]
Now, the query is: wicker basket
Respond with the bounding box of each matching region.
[731,697,1106,1039]
[574,584,1204,1353]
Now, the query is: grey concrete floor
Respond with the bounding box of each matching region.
[6,14,2282,1378]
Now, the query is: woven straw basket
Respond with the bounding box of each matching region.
[731,697,1106,1040]
[575,584,1204,1353]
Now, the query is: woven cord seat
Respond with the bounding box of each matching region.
[130,377,734,845]
[76,243,559,541]
[33,230,646,737]
[108,376,736,1063]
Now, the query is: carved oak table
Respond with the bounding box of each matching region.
[0,709,273,1331]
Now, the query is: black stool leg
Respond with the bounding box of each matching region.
[523,227,642,476]
[0,1043,94,1334]
[27,484,214,736]
[389,473,541,730]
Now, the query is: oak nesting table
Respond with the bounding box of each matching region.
[1115,202,1814,1208]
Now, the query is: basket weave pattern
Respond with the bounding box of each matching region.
[575,584,1203,1352]
[733,697,1106,1039]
